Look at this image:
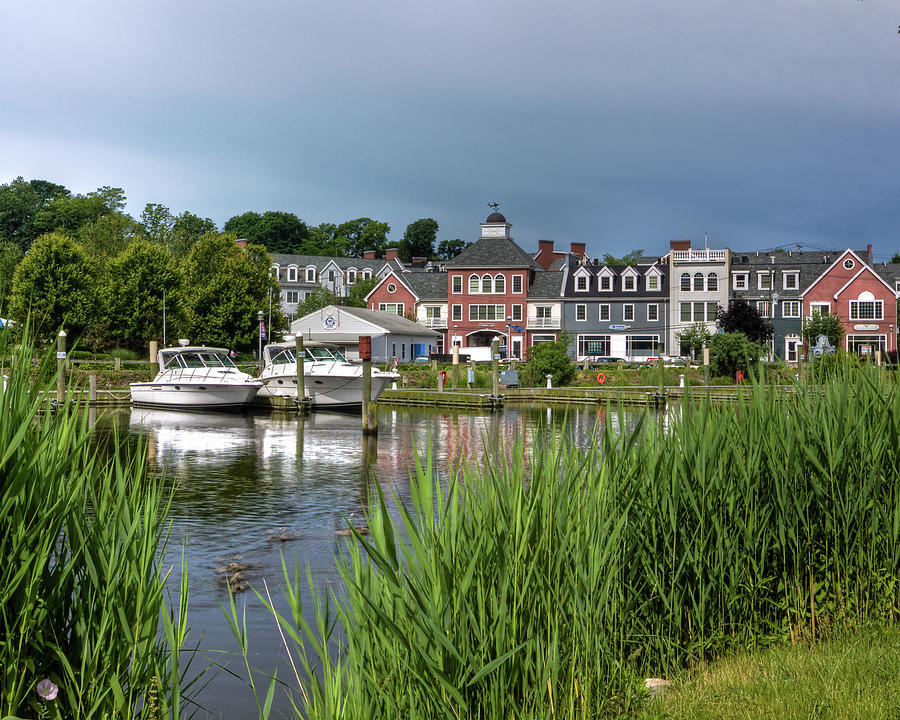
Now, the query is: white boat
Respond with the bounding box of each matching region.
[130,345,262,410]
[259,341,398,409]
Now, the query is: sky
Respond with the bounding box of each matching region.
[1,0,898,260]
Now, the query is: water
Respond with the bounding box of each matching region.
[95,403,638,718]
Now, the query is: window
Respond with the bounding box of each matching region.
[328,270,335,282]
[707,302,718,321]
[452,304,462,321]
[469,275,480,293]
[452,275,462,294]
[379,303,404,316]
[693,272,704,291]
[707,273,718,292]
[783,272,799,290]
[600,275,612,291]
[387,283,397,294]
[287,267,298,282]
[785,336,801,363]
[362,270,372,280]
[599,304,610,321]
[758,273,771,290]
[494,275,505,293]
[810,302,830,317]
[306,267,316,282]
[512,275,523,293]
[425,306,442,321]
[481,274,493,293]
[575,304,587,321]
[694,302,706,321]
[576,275,588,291]
[647,275,659,291]
[286,291,299,303]
[733,273,748,290]
[850,299,883,320]
[847,334,886,354]
[681,273,691,291]
[346,270,356,284]
[578,334,611,357]
[469,304,505,321]
[532,334,556,344]
[647,304,658,321]
[843,258,855,270]
[623,304,634,322]
[782,300,801,318]
[756,301,770,318]
[511,304,522,321]
[680,302,691,323]
[623,275,635,291]
[627,335,659,357]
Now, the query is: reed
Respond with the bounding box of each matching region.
[0,329,193,719]
[248,359,900,719]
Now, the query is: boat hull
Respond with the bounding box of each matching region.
[129,381,262,410]
[260,372,395,408]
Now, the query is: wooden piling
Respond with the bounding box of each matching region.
[491,339,500,397]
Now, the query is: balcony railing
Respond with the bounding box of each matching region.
[527,317,560,329]
[672,249,727,262]
[422,317,447,328]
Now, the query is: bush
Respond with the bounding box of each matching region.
[708,332,765,377]
[521,340,575,387]
[109,347,140,361]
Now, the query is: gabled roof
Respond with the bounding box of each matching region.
[528,270,565,299]
[800,249,897,298]
[271,253,387,272]
[446,236,542,270]
[365,271,418,303]
[403,272,448,301]
[338,306,441,337]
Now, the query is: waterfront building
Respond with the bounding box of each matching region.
[365,270,449,353]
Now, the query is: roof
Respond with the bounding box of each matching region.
[528,269,565,298]
[485,212,507,223]
[402,272,448,301]
[271,253,389,272]
[446,236,542,270]
[562,258,669,298]
[336,306,441,337]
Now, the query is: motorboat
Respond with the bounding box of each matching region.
[259,341,398,409]
[130,345,262,410]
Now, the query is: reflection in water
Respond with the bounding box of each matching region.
[96,403,648,719]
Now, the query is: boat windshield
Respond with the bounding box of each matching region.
[307,346,348,362]
[199,352,236,368]
[271,348,297,365]
[163,351,236,369]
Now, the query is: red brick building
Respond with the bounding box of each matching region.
[801,249,899,354]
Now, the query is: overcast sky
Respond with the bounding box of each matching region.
[2,0,898,259]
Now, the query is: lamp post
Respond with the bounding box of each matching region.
[453,324,458,349]
[257,310,264,372]
[506,316,512,361]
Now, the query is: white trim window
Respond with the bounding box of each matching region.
[452,275,462,294]
[733,273,748,290]
[362,270,372,280]
[306,267,316,282]
[512,275,523,293]
[783,272,799,291]
[511,304,522,321]
[288,266,298,282]
[850,296,883,320]
[782,300,801,318]
[623,304,635,322]
[451,304,462,321]
[599,304,610,321]
[693,272,704,291]
[599,274,612,291]
[379,302,404,316]
[469,304,506,321]
[494,274,506,293]
[647,274,659,291]
[707,273,718,292]
[346,270,356,284]
[810,302,830,316]
[575,304,587,321]
[680,273,691,291]
[785,335,801,363]
[481,274,493,293]
[575,275,589,292]
[623,274,636,291]
[758,273,772,291]
[647,303,658,321]
[286,290,300,304]
[756,301,771,318]
[468,275,480,294]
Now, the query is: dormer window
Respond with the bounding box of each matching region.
[623,274,636,291]
[576,275,588,291]
[346,270,356,284]
[287,267,298,282]
[647,275,659,291]
[306,267,316,282]
[598,272,612,291]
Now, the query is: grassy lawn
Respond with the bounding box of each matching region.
[640,625,900,720]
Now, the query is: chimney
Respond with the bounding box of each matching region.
[570,241,586,259]
[385,247,399,260]
[363,250,377,259]
[411,257,427,268]
[867,244,873,261]
[535,239,556,270]
[235,238,248,249]
[670,240,690,251]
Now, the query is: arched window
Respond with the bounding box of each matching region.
[494,274,505,293]
[681,273,691,291]
[469,275,480,293]
[707,273,718,291]
[693,272,704,291]
[481,274,493,293]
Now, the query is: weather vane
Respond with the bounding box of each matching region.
[487,201,501,213]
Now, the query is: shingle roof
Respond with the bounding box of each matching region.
[563,258,669,298]
[528,270,564,298]
[402,272,448,301]
[446,236,542,270]
[271,253,388,272]
[338,306,441,336]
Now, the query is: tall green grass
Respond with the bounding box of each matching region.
[0,330,193,719]
[246,360,900,719]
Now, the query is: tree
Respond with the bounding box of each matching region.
[0,240,23,299]
[336,218,390,257]
[7,232,98,344]
[804,310,844,348]
[139,203,175,245]
[436,239,471,260]
[294,288,335,317]
[891,253,900,264]
[78,212,139,258]
[522,339,575,387]
[399,218,438,262]
[602,249,644,266]
[716,298,773,344]
[32,187,124,237]
[708,332,766,377]
[170,211,217,259]
[676,322,712,360]
[0,177,70,251]
[101,239,180,350]
[223,211,309,254]
[303,223,348,256]
[345,276,379,307]
[180,233,283,349]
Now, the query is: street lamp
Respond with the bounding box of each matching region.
[506,315,512,360]
[453,324,458,349]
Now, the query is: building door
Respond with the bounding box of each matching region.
[785,335,800,364]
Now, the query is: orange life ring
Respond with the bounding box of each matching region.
[596,372,606,385]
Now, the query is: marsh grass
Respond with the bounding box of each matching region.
[236,357,900,719]
[0,329,193,719]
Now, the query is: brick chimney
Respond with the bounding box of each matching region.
[235,238,248,249]
[411,257,427,268]
[670,240,691,251]
[385,247,400,260]
[534,239,556,270]
[570,242,586,259]
[363,250,377,259]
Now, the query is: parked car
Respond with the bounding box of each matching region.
[586,356,626,365]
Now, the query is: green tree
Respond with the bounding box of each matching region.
[602,249,644,266]
[676,322,712,360]
[345,276,379,307]
[399,218,438,262]
[804,310,844,348]
[101,239,181,350]
[7,232,98,344]
[223,211,309,254]
[436,238,471,260]
[708,332,766,377]
[181,233,283,349]
[33,187,124,237]
[303,223,347,256]
[294,287,335,317]
[171,211,217,259]
[78,212,139,258]
[0,240,24,300]
[716,297,774,344]
[0,177,70,251]
[139,203,175,245]
[337,218,391,257]
[522,338,575,387]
